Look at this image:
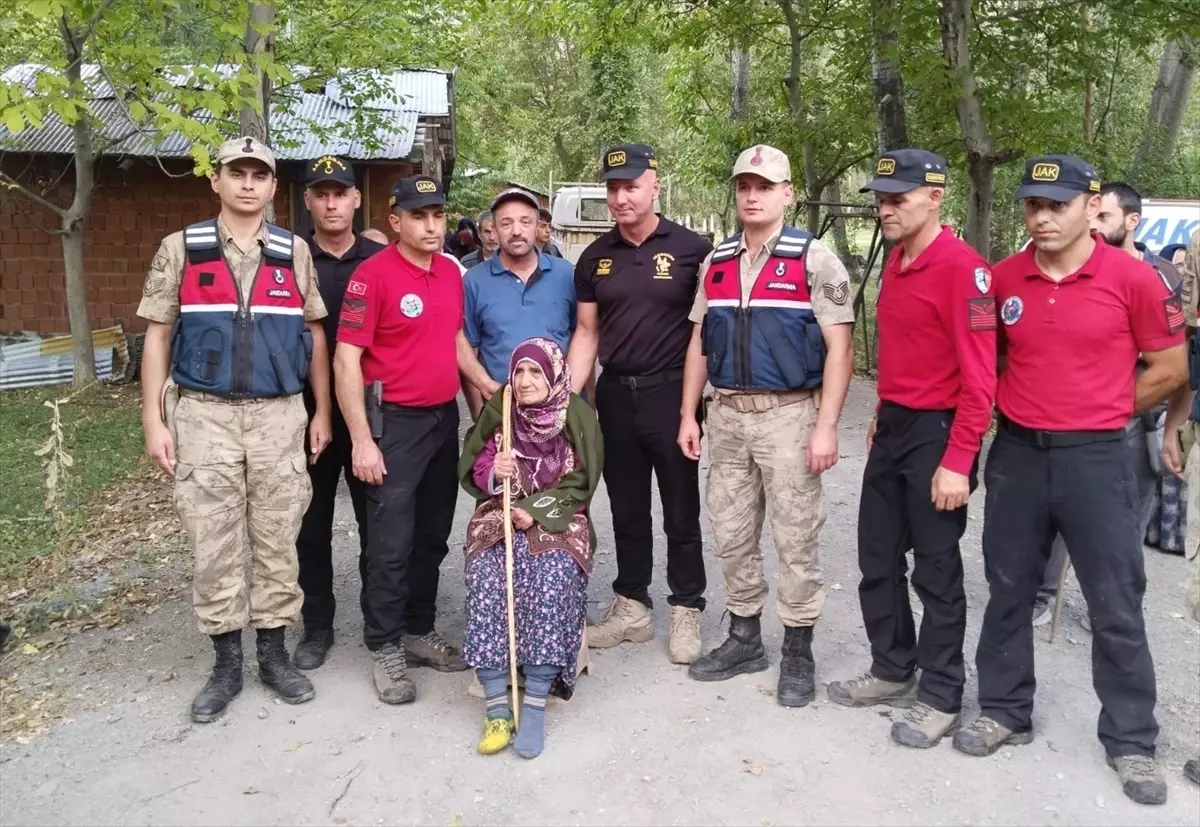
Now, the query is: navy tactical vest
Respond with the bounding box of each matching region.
[171,220,311,398]
[701,228,826,391]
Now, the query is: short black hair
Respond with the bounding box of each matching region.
[1100,181,1142,216]
[538,208,552,222]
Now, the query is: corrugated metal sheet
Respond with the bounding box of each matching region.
[0,63,449,161]
[0,325,129,390]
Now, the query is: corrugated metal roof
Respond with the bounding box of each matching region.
[0,63,450,161]
[0,325,128,390]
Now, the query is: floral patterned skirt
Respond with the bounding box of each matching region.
[462,531,588,700]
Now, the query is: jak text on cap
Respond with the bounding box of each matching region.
[215,136,276,173]
[860,149,947,194]
[600,143,658,181]
[1013,154,1101,202]
[731,145,791,184]
[390,175,446,211]
[305,155,356,188]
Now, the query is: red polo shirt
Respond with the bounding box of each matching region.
[994,234,1184,431]
[336,244,464,407]
[876,226,997,475]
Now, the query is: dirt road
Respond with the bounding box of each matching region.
[1,381,1198,826]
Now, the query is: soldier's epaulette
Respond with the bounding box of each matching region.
[772,227,812,260]
[183,219,220,253]
[711,233,742,264]
[263,224,294,263]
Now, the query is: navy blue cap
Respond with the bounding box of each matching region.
[1013,154,1101,202]
[389,175,445,211]
[860,149,948,194]
[600,143,658,181]
[304,155,356,188]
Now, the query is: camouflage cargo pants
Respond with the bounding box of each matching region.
[171,391,311,635]
[1186,423,1200,623]
[705,392,826,626]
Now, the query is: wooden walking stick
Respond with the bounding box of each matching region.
[501,385,520,731]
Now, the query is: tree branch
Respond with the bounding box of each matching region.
[0,169,69,220]
[78,0,118,44]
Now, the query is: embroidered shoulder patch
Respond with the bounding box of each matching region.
[821,282,849,305]
[1164,295,1185,334]
[967,296,997,332]
[340,297,367,329]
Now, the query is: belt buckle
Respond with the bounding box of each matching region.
[1032,430,1052,449]
[620,375,637,390]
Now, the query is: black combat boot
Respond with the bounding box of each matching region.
[687,613,768,682]
[257,627,316,705]
[191,630,244,723]
[292,626,334,671]
[777,625,815,707]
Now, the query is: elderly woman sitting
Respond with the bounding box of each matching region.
[458,337,603,759]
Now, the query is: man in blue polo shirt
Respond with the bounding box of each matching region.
[458,188,577,419]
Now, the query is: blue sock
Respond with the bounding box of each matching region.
[477,667,511,720]
[513,664,559,759]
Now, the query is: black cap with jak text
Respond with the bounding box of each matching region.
[390,175,445,211]
[600,143,658,181]
[1013,154,1101,202]
[860,149,948,194]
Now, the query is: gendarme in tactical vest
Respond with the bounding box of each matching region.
[172,219,312,397]
[701,226,826,391]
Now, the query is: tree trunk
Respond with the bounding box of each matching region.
[727,42,750,233]
[823,179,860,280]
[870,0,908,153]
[778,0,821,233]
[61,18,95,384]
[242,1,275,221]
[939,0,1007,257]
[1131,38,1196,176]
[731,44,750,121]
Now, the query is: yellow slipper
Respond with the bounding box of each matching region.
[478,714,514,755]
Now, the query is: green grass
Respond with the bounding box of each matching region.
[0,383,145,582]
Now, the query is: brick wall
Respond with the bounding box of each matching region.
[0,155,411,334]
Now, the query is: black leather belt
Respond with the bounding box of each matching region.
[605,368,684,390]
[1000,417,1124,449]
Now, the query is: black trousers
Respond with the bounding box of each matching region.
[977,424,1158,758]
[857,404,974,713]
[363,401,459,650]
[297,399,369,630]
[595,372,705,610]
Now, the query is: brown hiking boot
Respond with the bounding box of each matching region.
[405,630,467,672]
[587,595,653,648]
[891,701,960,749]
[951,715,1034,757]
[668,607,701,664]
[371,642,416,705]
[827,670,916,708]
[1107,755,1167,805]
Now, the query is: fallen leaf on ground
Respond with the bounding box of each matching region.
[742,758,763,776]
[680,716,696,724]
[282,739,312,753]
[831,583,844,591]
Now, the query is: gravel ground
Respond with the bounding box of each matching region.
[1,380,1198,826]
